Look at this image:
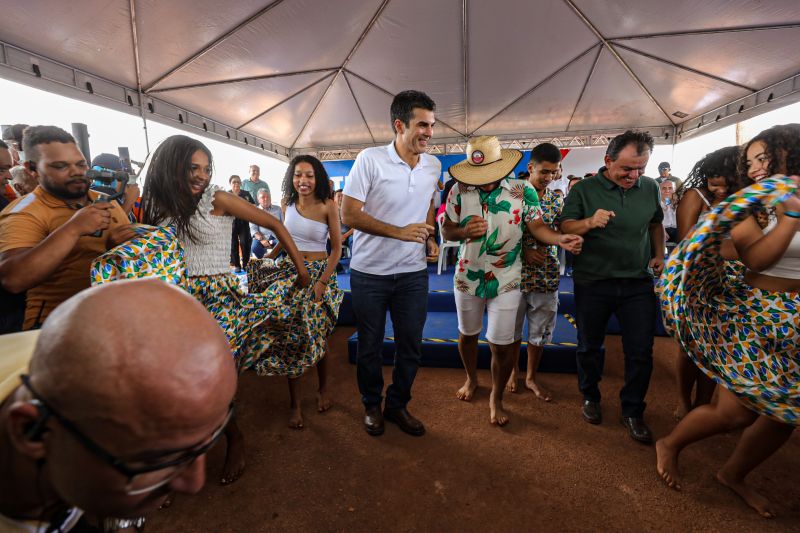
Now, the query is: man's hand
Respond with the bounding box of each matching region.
[649,256,665,277]
[588,209,615,229]
[396,222,434,243]
[557,234,583,254]
[524,247,547,265]
[66,202,113,237]
[426,236,439,262]
[295,265,311,289]
[106,224,137,249]
[464,216,488,239]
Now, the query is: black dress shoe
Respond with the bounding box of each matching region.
[364,406,384,436]
[383,407,425,436]
[621,417,653,444]
[581,400,602,425]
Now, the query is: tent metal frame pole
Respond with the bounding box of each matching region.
[144,0,286,92]
[611,42,756,92]
[563,0,674,125]
[462,0,469,135]
[343,72,375,144]
[236,72,335,129]
[148,67,338,94]
[566,45,602,132]
[609,22,800,41]
[128,0,150,153]
[290,0,393,151]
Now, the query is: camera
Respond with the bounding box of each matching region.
[87,168,133,201]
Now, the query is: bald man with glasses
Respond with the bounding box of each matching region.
[0,278,236,532]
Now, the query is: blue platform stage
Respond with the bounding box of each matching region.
[335,265,666,372]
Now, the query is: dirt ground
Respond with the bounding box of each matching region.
[148,329,799,532]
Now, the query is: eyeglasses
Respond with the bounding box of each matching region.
[20,374,233,495]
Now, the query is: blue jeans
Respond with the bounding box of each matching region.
[251,237,277,259]
[350,268,428,410]
[574,278,656,418]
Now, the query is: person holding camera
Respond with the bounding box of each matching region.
[0,126,135,330]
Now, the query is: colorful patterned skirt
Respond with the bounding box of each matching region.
[246,257,343,377]
[658,176,799,425]
[91,225,186,286]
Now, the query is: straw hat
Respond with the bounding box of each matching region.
[448,136,522,186]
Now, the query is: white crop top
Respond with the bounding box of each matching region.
[284,203,328,252]
[758,216,800,279]
[172,185,233,276]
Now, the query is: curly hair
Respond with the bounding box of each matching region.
[676,145,742,202]
[739,123,800,178]
[282,155,330,206]
[141,135,213,243]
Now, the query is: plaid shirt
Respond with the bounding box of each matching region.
[521,188,563,294]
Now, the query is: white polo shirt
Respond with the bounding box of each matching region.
[344,141,441,275]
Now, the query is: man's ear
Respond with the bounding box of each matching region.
[7,401,49,459]
[24,160,38,177]
[393,118,405,136]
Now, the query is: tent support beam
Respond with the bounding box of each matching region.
[144,0,286,92]
[462,0,469,134]
[290,0,392,150]
[609,22,800,41]
[236,72,335,129]
[148,68,338,94]
[128,0,150,153]
[612,43,756,92]
[471,44,598,134]
[343,72,375,144]
[563,0,673,124]
[566,45,602,132]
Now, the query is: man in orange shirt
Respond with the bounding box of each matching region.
[0,126,135,329]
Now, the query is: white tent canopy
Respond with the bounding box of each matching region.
[2,0,800,160]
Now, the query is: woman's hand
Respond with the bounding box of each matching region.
[313,279,326,301]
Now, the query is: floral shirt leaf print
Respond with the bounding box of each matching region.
[521,187,563,294]
[445,177,541,298]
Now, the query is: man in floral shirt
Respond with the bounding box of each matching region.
[442,136,582,427]
[508,143,563,401]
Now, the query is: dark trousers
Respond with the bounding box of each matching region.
[574,278,656,418]
[230,223,252,269]
[350,268,428,410]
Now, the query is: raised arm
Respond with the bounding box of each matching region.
[341,194,432,243]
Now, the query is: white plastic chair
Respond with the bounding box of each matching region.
[437,212,461,275]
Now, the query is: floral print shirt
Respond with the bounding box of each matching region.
[521,187,563,294]
[445,178,542,298]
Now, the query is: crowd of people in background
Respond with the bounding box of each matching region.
[0,89,798,531]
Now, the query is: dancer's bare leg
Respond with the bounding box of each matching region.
[505,339,522,392]
[716,415,795,518]
[489,342,516,426]
[221,415,246,485]
[524,344,551,401]
[656,387,757,490]
[674,347,694,419]
[456,333,479,401]
[287,377,304,429]
[693,370,716,408]
[316,352,332,412]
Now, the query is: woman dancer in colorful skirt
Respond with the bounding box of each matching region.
[671,146,743,418]
[250,155,343,429]
[657,124,800,518]
[136,135,310,484]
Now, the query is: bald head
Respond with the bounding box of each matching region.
[30,278,236,423]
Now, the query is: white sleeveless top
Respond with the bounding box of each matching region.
[284,203,328,252]
[173,185,233,276]
[758,215,800,279]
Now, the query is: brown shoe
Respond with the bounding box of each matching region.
[383,407,425,436]
[364,406,384,436]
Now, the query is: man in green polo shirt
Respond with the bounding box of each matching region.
[560,130,664,444]
[241,164,270,200]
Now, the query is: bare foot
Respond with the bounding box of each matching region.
[220,427,246,485]
[506,369,518,393]
[317,388,332,413]
[717,470,776,518]
[288,406,304,429]
[655,438,681,490]
[524,378,552,401]
[456,378,478,402]
[489,392,509,427]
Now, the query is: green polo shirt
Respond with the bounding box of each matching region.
[241,178,269,199]
[560,167,663,282]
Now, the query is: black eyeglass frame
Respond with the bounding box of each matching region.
[20,374,233,480]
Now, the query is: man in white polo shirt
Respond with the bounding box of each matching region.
[342,90,440,437]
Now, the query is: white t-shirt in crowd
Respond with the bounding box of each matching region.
[343,141,441,275]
